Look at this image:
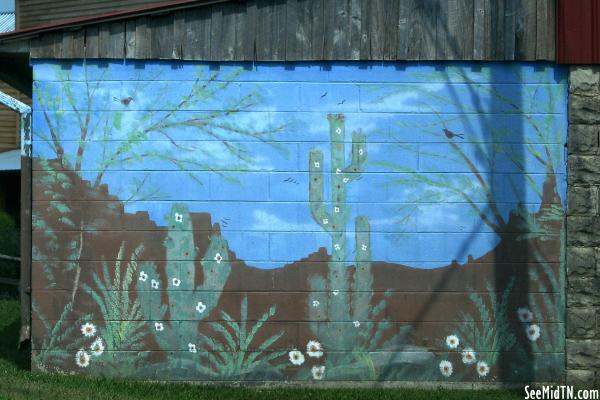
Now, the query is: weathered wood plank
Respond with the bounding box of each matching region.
[309,0,324,60]
[473,0,487,60]
[332,0,350,60]
[396,0,411,59]
[348,0,361,60]
[125,20,136,59]
[368,0,385,60]
[220,2,236,61]
[515,0,537,60]
[272,0,286,61]
[97,22,110,58]
[255,0,272,60]
[285,0,299,60]
[134,17,148,59]
[437,0,473,60]
[294,0,312,59]
[241,0,257,60]
[359,0,370,59]
[322,0,334,59]
[85,25,99,59]
[503,0,516,60]
[407,0,437,60]
[172,10,185,59]
[29,37,44,59]
[383,0,399,60]
[61,31,74,59]
[234,1,250,61]
[150,14,174,59]
[536,0,555,60]
[72,28,85,58]
[490,0,505,60]
[546,0,555,60]
[183,6,211,60]
[209,3,223,61]
[108,21,125,59]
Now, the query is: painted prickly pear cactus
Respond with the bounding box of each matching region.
[136,204,232,375]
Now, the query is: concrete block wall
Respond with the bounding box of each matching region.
[567,66,600,386]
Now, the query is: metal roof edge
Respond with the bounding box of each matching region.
[0,0,233,42]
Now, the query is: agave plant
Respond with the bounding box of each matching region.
[32,301,92,371]
[82,242,148,374]
[198,296,285,379]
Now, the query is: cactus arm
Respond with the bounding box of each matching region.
[135,261,169,350]
[309,149,333,231]
[343,130,367,182]
[196,228,232,314]
[351,216,372,322]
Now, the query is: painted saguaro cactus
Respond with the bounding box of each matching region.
[308,114,371,346]
[136,204,232,373]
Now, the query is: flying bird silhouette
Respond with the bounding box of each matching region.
[443,128,464,139]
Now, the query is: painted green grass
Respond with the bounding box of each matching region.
[0,299,522,400]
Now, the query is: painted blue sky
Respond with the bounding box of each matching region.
[32,61,568,269]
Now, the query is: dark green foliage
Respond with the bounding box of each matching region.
[0,210,19,281]
[31,301,93,372]
[199,296,285,379]
[82,242,148,373]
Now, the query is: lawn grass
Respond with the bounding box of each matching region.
[0,299,523,400]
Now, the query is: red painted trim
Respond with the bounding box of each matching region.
[0,0,232,41]
[557,0,600,64]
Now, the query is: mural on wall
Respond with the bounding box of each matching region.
[30,61,567,383]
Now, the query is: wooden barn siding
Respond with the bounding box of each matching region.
[0,81,30,150]
[29,0,556,61]
[17,0,167,29]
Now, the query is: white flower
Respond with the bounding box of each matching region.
[138,271,148,282]
[81,322,96,338]
[151,279,159,289]
[332,290,339,296]
[334,207,340,213]
[462,348,476,365]
[322,218,328,225]
[517,307,533,323]
[154,322,164,331]
[188,343,197,353]
[196,301,207,314]
[439,360,453,377]
[214,253,223,264]
[335,127,342,135]
[288,350,305,366]
[172,277,181,287]
[445,334,459,349]
[314,161,320,168]
[306,340,323,358]
[358,148,364,156]
[312,300,320,307]
[75,349,90,368]
[175,212,183,223]
[333,244,341,251]
[526,324,540,341]
[477,361,490,377]
[335,168,341,174]
[90,338,104,357]
[311,365,325,380]
[353,320,360,327]
[342,177,349,183]
[361,244,367,251]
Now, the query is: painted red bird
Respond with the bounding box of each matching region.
[443,128,464,139]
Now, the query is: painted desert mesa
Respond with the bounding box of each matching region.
[30,61,567,383]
